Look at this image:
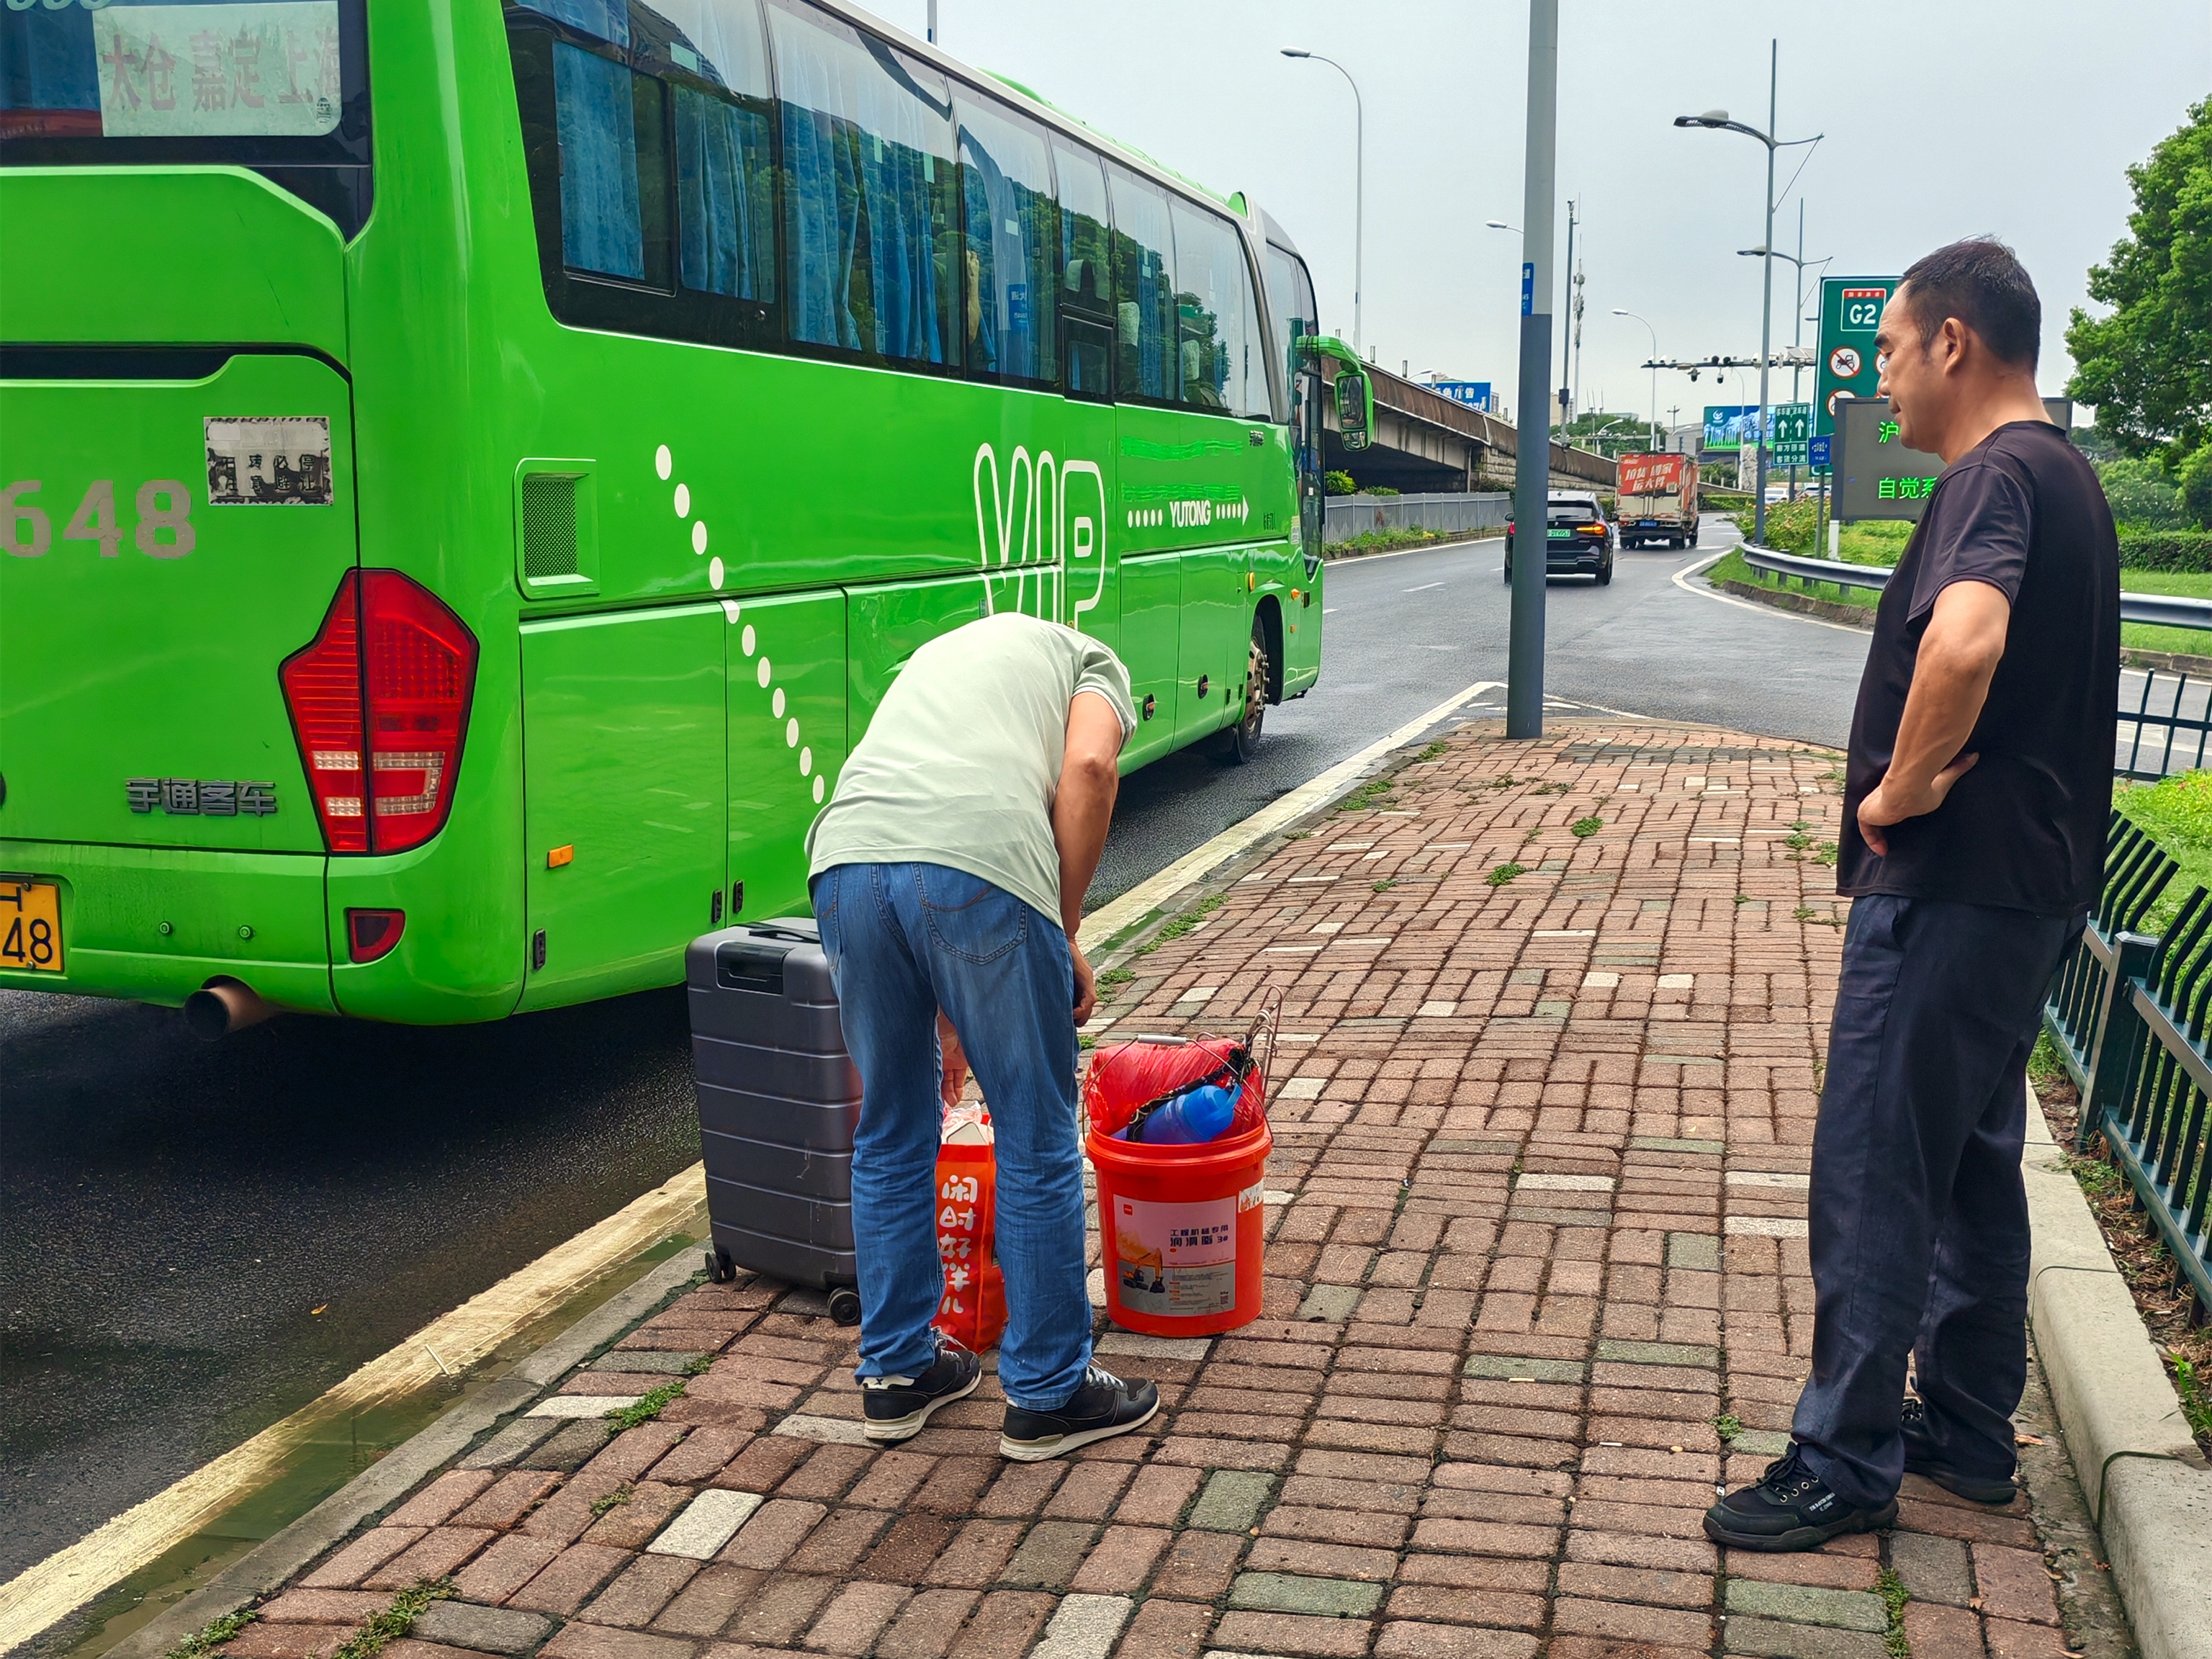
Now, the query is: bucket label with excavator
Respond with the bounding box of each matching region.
[1112,1193,1237,1318]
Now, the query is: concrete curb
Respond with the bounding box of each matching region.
[102,1247,705,1659]
[2023,1089,2212,1659]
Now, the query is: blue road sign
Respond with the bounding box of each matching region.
[1808,433,1833,471]
[1521,262,1534,315]
[1434,381,1493,410]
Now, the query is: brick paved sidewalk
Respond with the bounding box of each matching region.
[220,720,2088,1659]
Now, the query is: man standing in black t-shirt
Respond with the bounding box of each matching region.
[1707,240,2118,1551]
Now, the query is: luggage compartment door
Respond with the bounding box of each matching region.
[727,588,847,925]
[520,604,727,1006]
[1118,553,1181,770]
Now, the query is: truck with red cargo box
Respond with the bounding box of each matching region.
[1615,453,1700,549]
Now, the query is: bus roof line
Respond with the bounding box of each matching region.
[979,69,1242,216]
[815,0,1249,222]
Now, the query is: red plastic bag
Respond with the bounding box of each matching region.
[1082,993,1278,1144]
[932,1106,1007,1352]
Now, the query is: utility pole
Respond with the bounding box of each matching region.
[1571,259,1585,433]
[1557,199,1577,433]
[1753,41,1776,540]
[927,0,935,42]
[1509,0,1557,741]
[1675,46,1818,544]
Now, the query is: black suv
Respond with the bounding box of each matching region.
[1503,492,1614,585]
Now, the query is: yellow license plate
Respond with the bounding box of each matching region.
[0,878,64,973]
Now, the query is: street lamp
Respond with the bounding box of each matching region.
[1740,208,1831,498]
[1284,50,1363,358]
[1612,307,1659,449]
[1673,42,1821,544]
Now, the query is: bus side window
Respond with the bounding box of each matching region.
[1263,243,1317,428]
[1104,163,1174,405]
[956,93,1057,388]
[767,0,960,367]
[1053,140,1114,400]
[662,0,776,303]
[551,42,671,287]
[1169,199,1267,421]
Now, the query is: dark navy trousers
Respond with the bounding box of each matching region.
[1791,892,2082,1509]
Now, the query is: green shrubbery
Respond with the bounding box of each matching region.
[2118,529,2212,571]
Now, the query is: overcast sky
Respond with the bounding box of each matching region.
[860,0,2209,428]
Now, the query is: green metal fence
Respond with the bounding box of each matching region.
[2044,814,2212,1326]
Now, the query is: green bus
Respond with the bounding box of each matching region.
[0,0,1369,1026]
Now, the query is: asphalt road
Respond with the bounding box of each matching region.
[0,518,1872,1586]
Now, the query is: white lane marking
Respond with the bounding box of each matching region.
[1671,547,1874,637]
[1325,533,1504,567]
[1403,582,1444,593]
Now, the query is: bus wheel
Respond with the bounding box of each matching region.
[1226,622,1268,765]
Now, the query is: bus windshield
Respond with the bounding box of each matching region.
[1,0,370,222]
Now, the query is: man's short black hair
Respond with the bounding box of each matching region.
[1898,239,2041,372]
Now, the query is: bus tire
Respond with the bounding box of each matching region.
[1226,621,1268,765]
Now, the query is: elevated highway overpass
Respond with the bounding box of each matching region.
[1323,361,1617,495]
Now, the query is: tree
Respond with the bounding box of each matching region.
[2066,99,2211,467]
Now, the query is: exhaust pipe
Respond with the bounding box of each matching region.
[184,978,279,1042]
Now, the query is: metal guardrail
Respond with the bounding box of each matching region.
[1323,492,1510,547]
[2119,670,2212,781]
[2044,814,2211,1325]
[1738,544,2212,629]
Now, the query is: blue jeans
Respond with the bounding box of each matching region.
[1791,893,2082,1508]
[811,862,1092,1411]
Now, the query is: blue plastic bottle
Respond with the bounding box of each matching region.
[1125,1079,1238,1145]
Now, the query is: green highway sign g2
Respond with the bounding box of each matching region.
[1816,275,1899,436]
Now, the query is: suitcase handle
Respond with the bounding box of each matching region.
[718,941,794,994]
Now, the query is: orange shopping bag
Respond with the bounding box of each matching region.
[932,1104,1007,1352]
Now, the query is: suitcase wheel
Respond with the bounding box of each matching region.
[827,1286,863,1326]
[704,1247,736,1285]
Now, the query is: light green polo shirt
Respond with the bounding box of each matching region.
[806,613,1136,927]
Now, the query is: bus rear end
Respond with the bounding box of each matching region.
[0,0,419,1015]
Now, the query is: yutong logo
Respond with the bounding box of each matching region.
[972,443,1107,626]
[1169,499,1213,528]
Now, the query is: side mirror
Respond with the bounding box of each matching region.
[1335,372,1372,452]
[1298,335,1375,454]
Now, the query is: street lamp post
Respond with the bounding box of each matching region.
[1673,41,1820,546]
[1283,50,1363,359]
[1738,203,1830,499]
[1506,0,1557,739]
[1612,307,1659,449]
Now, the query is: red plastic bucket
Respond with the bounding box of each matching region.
[1087,1117,1271,1336]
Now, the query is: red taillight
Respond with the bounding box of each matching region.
[280,573,367,853]
[346,907,406,963]
[281,571,477,855]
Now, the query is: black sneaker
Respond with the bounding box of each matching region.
[1901,1398,2018,1505]
[1703,1447,1898,1551]
[859,1337,981,1443]
[999,1364,1159,1462]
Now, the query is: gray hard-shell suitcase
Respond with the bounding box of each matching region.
[685,917,863,1325]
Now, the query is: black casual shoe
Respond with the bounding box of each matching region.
[1702,1447,1899,1551]
[999,1364,1159,1461]
[859,1337,981,1443]
[1901,1398,2018,1505]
